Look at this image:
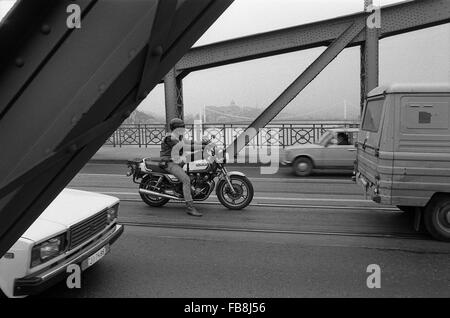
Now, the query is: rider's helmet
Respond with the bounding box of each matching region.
[169,118,185,131]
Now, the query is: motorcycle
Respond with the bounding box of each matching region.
[126,145,254,210]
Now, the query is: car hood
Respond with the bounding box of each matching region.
[21,219,67,243]
[21,189,119,242]
[285,144,324,151]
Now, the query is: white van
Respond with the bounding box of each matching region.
[356,83,450,241]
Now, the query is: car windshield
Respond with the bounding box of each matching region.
[362,98,384,132]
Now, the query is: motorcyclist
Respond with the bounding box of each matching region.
[160,118,206,217]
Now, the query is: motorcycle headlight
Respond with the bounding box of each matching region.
[30,234,67,268]
[106,204,119,224]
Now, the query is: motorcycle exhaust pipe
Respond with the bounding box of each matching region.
[139,189,183,201]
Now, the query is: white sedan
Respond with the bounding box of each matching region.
[0,189,124,298]
[281,128,359,176]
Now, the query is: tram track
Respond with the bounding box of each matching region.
[119,219,429,241]
[116,197,399,212]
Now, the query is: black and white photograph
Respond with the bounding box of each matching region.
[0,0,449,305]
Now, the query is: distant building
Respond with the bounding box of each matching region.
[204,101,259,123]
[200,101,360,124]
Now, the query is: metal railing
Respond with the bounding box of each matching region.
[105,122,359,148]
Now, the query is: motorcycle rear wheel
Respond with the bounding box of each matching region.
[140,176,170,207]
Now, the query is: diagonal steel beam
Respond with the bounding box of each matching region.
[137,0,178,101]
[0,0,233,257]
[227,20,366,156]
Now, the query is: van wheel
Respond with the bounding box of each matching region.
[292,157,313,177]
[424,195,450,242]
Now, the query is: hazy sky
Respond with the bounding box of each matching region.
[142,0,450,120]
[0,0,13,17]
[1,0,449,121]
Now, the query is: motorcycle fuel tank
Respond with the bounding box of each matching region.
[185,160,210,173]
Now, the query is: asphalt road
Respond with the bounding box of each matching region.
[35,163,450,298]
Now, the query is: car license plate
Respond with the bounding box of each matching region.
[81,245,110,271]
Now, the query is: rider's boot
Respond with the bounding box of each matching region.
[186,201,202,217]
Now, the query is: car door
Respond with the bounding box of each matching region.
[323,132,356,167]
[345,131,358,166]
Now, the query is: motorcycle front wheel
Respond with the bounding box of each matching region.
[216,175,254,210]
[140,176,170,207]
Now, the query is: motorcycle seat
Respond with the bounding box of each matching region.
[144,158,168,173]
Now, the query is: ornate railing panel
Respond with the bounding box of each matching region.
[104,122,359,148]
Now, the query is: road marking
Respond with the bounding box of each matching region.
[78,173,127,177]
[249,177,352,183]
[70,187,397,211]
[87,163,264,169]
[72,188,382,205]
[77,173,353,183]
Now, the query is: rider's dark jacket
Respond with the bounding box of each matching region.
[160,133,209,162]
[160,133,182,161]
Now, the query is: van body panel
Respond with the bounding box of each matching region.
[391,93,450,206]
[357,84,450,208]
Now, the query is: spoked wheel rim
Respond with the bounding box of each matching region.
[222,180,249,207]
[142,179,166,203]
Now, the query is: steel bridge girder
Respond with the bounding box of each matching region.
[0,0,233,257]
[178,0,450,72]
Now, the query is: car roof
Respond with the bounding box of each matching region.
[368,83,450,97]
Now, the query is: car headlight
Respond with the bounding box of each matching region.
[106,204,119,224]
[30,234,67,268]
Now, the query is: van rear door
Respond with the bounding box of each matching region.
[357,95,389,202]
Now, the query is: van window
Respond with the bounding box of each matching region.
[404,103,449,130]
[362,98,384,132]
